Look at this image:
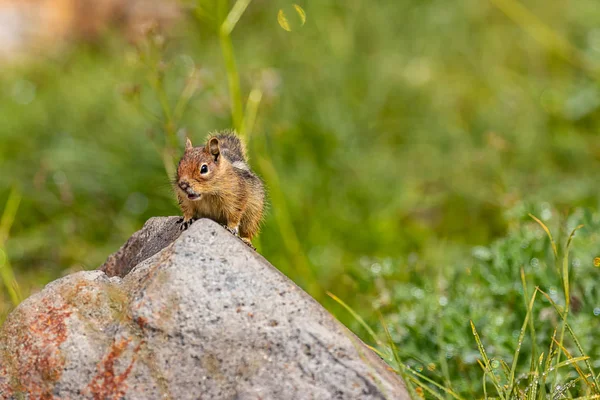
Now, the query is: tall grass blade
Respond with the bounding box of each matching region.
[0,187,22,306]
[526,353,544,400]
[173,68,201,125]
[403,368,466,400]
[552,377,582,400]
[435,313,453,393]
[221,0,252,36]
[257,157,319,293]
[478,359,488,399]
[363,344,386,359]
[0,187,21,246]
[555,224,584,387]
[471,320,506,399]
[489,0,595,76]
[528,213,558,258]
[0,254,20,306]
[539,289,600,390]
[508,287,537,395]
[540,331,557,396]
[500,359,511,382]
[241,87,262,139]
[327,291,382,346]
[550,338,591,387]
[379,315,420,400]
[520,268,538,392]
[218,0,244,134]
[407,376,445,400]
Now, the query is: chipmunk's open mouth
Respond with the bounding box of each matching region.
[178,180,202,201]
[187,193,201,201]
[183,187,201,201]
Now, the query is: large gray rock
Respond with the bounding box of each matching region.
[0,218,409,399]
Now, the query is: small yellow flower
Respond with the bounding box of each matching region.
[415,387,425,398]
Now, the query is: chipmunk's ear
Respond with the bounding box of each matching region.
[185,137,193,151]
[208,137,220,161]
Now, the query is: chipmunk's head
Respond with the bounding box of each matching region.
[176,137,227,201]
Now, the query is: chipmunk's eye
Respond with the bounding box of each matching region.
[200,164,208,174]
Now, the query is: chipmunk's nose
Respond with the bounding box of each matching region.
[178,180,190,191]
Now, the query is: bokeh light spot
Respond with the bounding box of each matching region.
[11,79,36,105]
[125,192,149,215]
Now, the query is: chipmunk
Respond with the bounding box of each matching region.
[175,131,265,247]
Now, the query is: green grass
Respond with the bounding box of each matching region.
[2,0,600,397]
[331,208,600,398]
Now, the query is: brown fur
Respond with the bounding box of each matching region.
[175,131,265,244]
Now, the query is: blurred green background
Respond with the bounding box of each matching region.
[2,0,600,397]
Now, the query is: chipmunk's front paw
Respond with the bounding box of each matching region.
[223,225,240,237]
[241,237,256,251]
[179,218,197,231]
[222,225,255,250]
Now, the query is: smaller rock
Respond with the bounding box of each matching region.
[100,216,182,278]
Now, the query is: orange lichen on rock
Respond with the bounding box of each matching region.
[86,338,140,400]
[0,363,13,398]
[6,297,72,398]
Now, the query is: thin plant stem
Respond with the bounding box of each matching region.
[507,287,537,396]
[256,156,320,296]
[471,320,506,400]
[539,289,600,390]
[173,68,201,126]
[218,0,245,135]
[0,187,22,306]
[520,267,538,394]
[528,213,558,258]
[555,224,584,388]
[221,0,252,36]
[489,0,598,79]
[241,87,263,139]
[327,291,382,346]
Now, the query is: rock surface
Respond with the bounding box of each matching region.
[0,217,409,399]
